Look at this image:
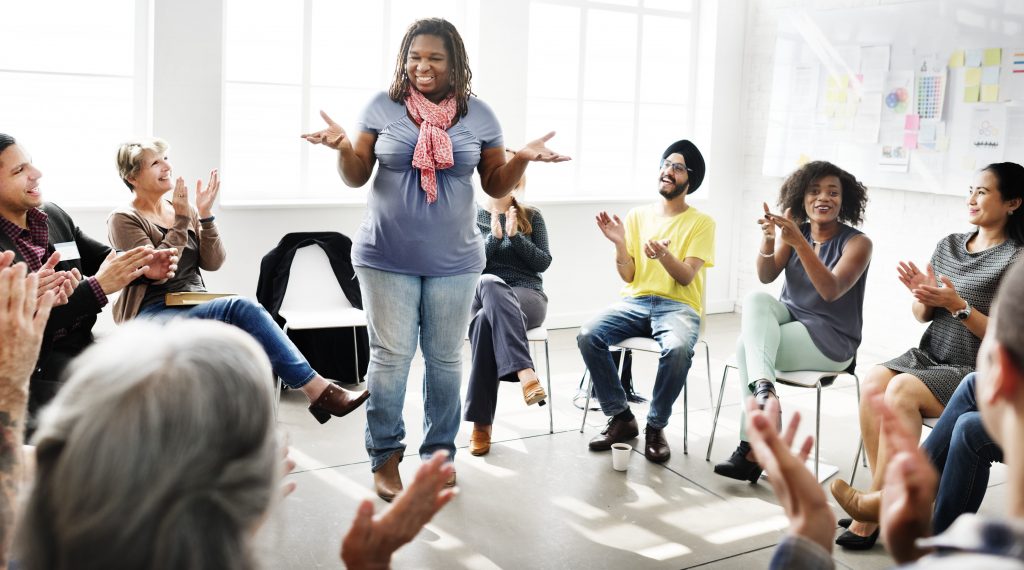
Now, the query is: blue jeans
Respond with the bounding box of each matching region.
[577,295,700,429]
[921,372,1003,534]
[137,296,315,388]
[354,266,479,471]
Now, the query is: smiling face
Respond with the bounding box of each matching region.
[128,149,174,195]
[803,175,842,224]
[0,144,43,223]
[967,169,1019,230]
[657,153,690,200]
[406,34,451,102]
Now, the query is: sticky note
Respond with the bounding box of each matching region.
[981,84,999,101]
[983,48,1001,66]
[982,66,1000,84]
[904,132,918,149]
[965,67,982,86]
[964,85,980,102]
[837,90,848,103]
[904,114,921,130]
[949,49,964,68]
[920,122,938,142]
[966,48,984,67]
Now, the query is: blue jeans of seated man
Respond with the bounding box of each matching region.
[577,295,700,429]
[921,372,1003,534]
[354,266,480,472]
[137,296,316,388]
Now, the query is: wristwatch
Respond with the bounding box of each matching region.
[952,304,972,320]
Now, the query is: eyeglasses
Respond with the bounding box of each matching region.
[661,159,691,174]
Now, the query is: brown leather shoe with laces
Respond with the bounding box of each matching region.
[588,416,639,451]
[373,452,403,502]
[644,426,671,463]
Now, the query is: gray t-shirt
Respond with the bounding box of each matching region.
[353,92,504,276]
[779,223,868,362]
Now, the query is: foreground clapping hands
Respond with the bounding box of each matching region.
[0,255,55,386]
[745,398,837,554]
[897,261,966,311]
[341,451,457,569]
[874,387,938,564]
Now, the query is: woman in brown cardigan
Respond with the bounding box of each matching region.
[107,138,368,424]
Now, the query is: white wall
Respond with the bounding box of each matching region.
[735,0,975,357]
[64,0,749,335]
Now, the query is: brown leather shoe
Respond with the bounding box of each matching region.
[373,452,403,502]
[830,479,881,523]
[588,416,639,451]
[445,467,457,488]
[308,383,370,424]
[469,425,491,456]
[644,426,671,463]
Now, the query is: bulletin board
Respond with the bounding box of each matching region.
[762,0,1024,196]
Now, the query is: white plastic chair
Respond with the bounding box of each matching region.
[705,359,860,481]
[274,245,367,408]
[577,299,713,456]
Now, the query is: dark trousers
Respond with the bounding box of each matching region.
[922,372,1003,534]
[464,275,547,424]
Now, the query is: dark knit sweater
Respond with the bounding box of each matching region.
[476,205,551,291]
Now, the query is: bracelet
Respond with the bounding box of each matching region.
[759,250,774,258]
[199,215,216,223]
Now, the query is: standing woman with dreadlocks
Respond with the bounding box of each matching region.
[302,18,568,502]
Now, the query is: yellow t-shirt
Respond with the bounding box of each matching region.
[622,204,716,314]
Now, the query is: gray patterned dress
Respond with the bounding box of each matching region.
[882,232,1022,405]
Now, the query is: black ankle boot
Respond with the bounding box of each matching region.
[713,441,763,483]
[754,380,782,428]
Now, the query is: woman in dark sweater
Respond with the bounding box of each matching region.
[465,150,552,456]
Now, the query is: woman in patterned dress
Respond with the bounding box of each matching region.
[830,162,1024,549]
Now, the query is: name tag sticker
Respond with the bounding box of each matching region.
[54,241,81,261]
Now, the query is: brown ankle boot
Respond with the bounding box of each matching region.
[373,452,404,502]
[469,425,492,456]
[308,383,370,424]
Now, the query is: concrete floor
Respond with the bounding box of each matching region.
[256,312,1008,569]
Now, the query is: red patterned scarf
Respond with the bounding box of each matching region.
[405,88,456,204]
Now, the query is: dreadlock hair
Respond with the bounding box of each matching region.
[777,160,869,226]
[505,148,533,234]
[388,18,474,118]
[981,162,1024,246]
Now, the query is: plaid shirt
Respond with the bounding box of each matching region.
[0,207,107,309]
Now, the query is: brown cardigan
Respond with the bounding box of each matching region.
[107,204,227,323]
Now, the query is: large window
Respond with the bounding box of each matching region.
[526,0,697,198]
[223,0,477,204]
[0,0,146,207]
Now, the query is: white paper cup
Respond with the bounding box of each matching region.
[611,443,631,471]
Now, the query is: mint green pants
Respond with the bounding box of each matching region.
[736,292,851,440]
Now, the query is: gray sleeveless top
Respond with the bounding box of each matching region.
[779,223,868,362]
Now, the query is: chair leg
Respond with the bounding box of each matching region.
[705,365,733,461]
[683,374,689,455]
[701,340,712,412]
[580,370,592,433]
[544,339,553,435]
[814,382,821,481]
[352,326,360,385]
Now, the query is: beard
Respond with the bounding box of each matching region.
[659,181,689,200]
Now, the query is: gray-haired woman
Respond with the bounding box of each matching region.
[12,320,455,570]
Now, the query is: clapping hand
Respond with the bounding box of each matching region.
[896,261,932,293]
[144,248,179,281]
[763,206,803,248]
[643,239,672,261]
[490,209,504,239]
[516,132,571,163]
[746,397,836,554]
[0,258,55,385]
[871,387,938,563]
[758,202,777,240]
[595,211,626,246]
[911,265,965,312]
[195,170,220,219]
[34,251,73,306]
[301,110,351,152]
[341,451,457,569]
[505,206,519,237]
[171,177,191,218]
